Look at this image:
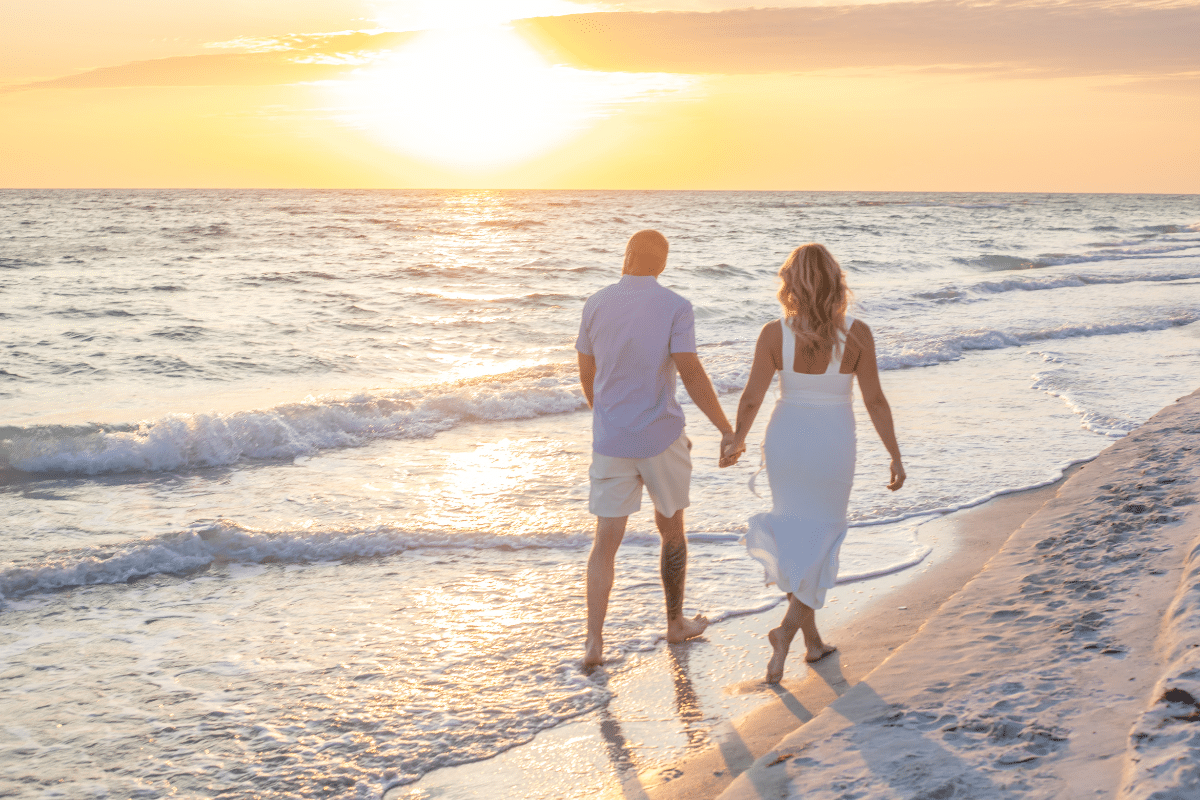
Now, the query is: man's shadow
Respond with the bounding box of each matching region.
[593,641,708,798]
[666,641,707,751]
[597,703,649,799]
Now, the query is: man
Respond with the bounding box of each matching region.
[576,229,736,669]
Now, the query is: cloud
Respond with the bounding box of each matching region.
[8,1,1198,93]
[516,1,1200,76]
[4,31,415,92]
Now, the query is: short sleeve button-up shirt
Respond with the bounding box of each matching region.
[575,275,696,458]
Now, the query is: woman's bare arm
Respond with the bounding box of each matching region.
[723,322,781,465]
[853,321,905,491]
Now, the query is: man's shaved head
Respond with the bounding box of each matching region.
[622,230,669,276]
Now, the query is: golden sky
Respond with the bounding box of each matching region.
[2,0,1198,191]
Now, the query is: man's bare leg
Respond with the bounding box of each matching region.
[654,509,709,643]
[766,594,836,683]
[585,515,628,668]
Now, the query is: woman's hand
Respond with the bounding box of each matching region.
[888,458,906,491]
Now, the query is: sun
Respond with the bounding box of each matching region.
[327,22,692,171]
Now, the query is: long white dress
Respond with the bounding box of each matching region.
[743,316,857,610]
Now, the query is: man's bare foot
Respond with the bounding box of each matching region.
[804,643,837,663]
[583,637,604,670]
[766,627,789,684]
[666,612,709,644]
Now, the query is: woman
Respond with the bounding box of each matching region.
[722,243,905,684]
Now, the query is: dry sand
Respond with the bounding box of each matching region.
[714,388,1200,800]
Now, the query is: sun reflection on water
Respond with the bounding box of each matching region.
[421,438,574,535]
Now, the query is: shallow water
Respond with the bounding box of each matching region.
[1,190,1198,796]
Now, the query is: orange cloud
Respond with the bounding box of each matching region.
[517,2,1200,76]
[12,2,1199,93]
[5,32,416,92]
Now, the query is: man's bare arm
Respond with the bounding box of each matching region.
[578,352,596,408]
[671,352,734,455]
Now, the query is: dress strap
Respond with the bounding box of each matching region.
[779,318,794,373]
[824,315,852,374]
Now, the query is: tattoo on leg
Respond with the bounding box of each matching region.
[661,538,687,621]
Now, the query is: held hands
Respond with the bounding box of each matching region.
[719,432,746,468]
[888,458,906,492]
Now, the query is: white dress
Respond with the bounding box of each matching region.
[743,316,857,609]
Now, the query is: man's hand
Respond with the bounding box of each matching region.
[578,352,596,409]
[671,352,735,442]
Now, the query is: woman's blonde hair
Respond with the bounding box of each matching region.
[777,243,852,351]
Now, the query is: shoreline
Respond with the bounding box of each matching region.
[716,388,1200,800]
[385,457,1090,800]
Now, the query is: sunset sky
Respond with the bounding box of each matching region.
[2,0,1197,191]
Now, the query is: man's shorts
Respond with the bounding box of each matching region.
[588,432,692,518]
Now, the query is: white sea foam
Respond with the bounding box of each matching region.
[965,267,1200,296]
[1,367,586,475]
[877,312,1200,370]
[0,520,593,600]
[1033,372,1137,438]
[0,504,1020,602]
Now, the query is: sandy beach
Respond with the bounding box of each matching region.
[709,387,1200,800]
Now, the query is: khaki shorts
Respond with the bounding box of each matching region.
[589,433,692,518]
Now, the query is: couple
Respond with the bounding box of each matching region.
[576,230,905,683]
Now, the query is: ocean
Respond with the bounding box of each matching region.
[2,189,1198,798]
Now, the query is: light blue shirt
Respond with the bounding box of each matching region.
[576,275,697,458]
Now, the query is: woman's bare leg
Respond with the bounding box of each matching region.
[766,594,836,683]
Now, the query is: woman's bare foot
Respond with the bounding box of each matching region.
[583,636,605,670]
[766,627,789,684]
[804,643,837,663]
[666,612,709,644]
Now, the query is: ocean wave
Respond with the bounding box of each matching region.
[0,479,1079,602]
[877,313,1200,370]
[912,267,1200,304]
[0,516,936,602]
[853,199,1015,209]
[955,242,1200,274]
[5,305,1193,477]
[956,254,1042,271]
[0,520,597,601]
[48,307,137,319]
[166,223,232,238]
[0,365,587,476]
[1031,372,1137,438]
[1036,245,1200,267]
[475,218,546,229]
